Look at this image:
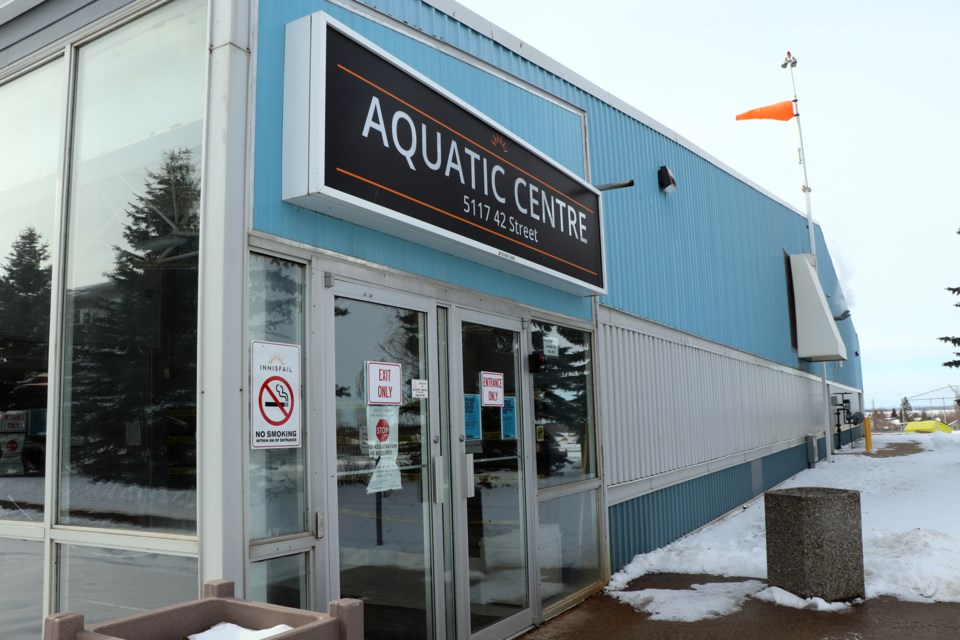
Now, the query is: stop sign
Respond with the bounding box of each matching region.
[375,419,390,443]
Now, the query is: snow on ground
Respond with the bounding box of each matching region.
[607,432,960,621]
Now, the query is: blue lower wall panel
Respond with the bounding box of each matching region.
[608,443,810,572]
[761,445,807,491]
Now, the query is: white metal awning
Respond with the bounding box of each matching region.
[789,253,847,362]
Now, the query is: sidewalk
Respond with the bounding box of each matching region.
[520,573,960,640]
[521,437,960,639]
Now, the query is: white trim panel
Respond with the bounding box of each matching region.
[599,306,826,488]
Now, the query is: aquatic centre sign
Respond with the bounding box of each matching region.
[283,14,605,295]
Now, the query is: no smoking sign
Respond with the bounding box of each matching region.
[259,376,295,426]
[251,341,301,449]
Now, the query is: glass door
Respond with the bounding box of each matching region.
[330,290,438,640]
[448,310,532,640]
[325,287,533,640]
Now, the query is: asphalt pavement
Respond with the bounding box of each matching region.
[518,572,960,639]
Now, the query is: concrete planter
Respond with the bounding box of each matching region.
[764,487,865,602]
[44,580,363,640]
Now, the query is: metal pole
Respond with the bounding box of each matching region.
[785,55,817,268]
[783,51,833,461]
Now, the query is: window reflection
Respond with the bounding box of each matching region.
[0,61,63,518]
[58,0,206,532]
[248,254,306,540]
[531,323,596,488]
[460,322,528,630]
[250,553,308,610]
[334,298,434,640]
[0,538,44,640]
[58,544,197,625]
[538,490,602,609]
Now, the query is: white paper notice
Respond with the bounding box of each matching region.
[366,456,402,494]
[365,404,402,494]
[411,379,429,399]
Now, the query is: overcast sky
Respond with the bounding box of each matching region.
[457,0,960,409]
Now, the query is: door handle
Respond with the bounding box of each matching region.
[464,453,475,499]
[434,457,443,505]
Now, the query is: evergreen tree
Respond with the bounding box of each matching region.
[939,228,960,367]
[0,226,52,411]
[900,397,912,422]
[0,226,51,339]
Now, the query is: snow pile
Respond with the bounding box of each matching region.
[612,580,765,621]
[752,586,853,612]
[607,433,960,620]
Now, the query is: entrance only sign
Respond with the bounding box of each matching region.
[480,371,505,407]
[251,341,302,449]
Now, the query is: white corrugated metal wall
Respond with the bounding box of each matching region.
[599,306,823,497]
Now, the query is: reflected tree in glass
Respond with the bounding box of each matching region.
[382,308,425,470]
[62,149,199,526]
[0,227,51,479]
[531,323,594,485]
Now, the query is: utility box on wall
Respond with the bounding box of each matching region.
[805,434,818,468]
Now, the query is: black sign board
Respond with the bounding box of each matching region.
[286,17,604,294]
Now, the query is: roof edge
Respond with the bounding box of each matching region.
[424,0,805,218]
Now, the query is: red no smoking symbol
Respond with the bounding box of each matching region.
[258,376,295,426]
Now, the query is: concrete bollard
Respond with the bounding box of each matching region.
[764,487,865,602]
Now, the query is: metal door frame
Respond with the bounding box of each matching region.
[309,258,542,639]
[447,306,535,640]
[320,275,446,636]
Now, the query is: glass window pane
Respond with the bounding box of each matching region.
[249,553,308,610]
[58,0,206,532]
[531,323,596,488]
[248,254,307,540]
[0,61,63,518]
[538,490,602,610]
[0,538,44,640]
[58,544,198,625]
[460,321,527,632]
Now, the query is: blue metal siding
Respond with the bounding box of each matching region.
[591,108,806,365]
[256,0,861,378]
[608,463,754,570]
[761,444,808,490]
[254,1,591,319]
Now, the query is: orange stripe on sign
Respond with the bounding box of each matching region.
[336,63,596,215]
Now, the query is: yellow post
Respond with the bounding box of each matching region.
[864,416,872,453]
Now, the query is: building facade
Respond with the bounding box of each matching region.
[0,1,862,639]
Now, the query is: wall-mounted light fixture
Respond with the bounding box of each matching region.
[595,179,635,192]
[833,310,851,321]
[658,165,677,194]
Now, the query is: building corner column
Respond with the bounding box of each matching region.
[197,0,253,593]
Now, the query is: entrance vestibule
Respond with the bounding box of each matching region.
[246,251,602,640]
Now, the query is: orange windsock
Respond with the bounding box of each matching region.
[735,100,795,121]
